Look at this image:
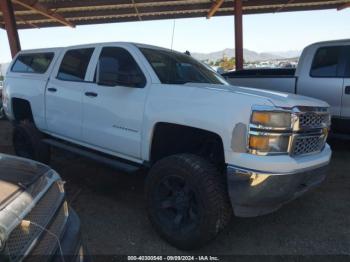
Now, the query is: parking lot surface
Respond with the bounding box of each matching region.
[0,120,349,256]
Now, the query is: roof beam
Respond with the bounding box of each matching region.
[131,0,142,21]
[18,17,39,28]
[207,0,224,19]
[337,3,350,10]
[275,0,295,13]
[12,0,75,27]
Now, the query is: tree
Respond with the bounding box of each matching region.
[219,57,235,71]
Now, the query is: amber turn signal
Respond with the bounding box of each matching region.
[249,135,269,151]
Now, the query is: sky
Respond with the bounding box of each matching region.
[0,8,350,63]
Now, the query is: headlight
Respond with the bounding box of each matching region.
[248,106,330,156]
[251,111,291,129]
[249,134,290,153]
[249,106,293,155]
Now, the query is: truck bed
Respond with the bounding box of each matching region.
[222,69,297,94]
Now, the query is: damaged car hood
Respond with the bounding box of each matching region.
[0,154,49,207]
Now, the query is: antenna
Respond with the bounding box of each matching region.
[170,19,176,50]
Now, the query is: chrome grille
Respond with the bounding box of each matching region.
[6,182,63,262]
[291,107,330,156]
[298,112,330,129]
[292,135,325,156]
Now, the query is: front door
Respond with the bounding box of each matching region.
[82,45,149,159]
[46,48,95,141]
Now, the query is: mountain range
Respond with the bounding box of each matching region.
[192,48,301,62]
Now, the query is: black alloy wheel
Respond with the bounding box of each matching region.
[145,154,232,250]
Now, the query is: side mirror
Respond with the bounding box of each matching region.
[97,57,145,88]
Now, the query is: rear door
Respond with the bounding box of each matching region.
[45,47,95,140]
[297,46,344,117]
[82,44,149,159]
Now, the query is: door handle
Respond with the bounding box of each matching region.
[345,86,350,95]
[85,92,98,98]
[47,87,57,92]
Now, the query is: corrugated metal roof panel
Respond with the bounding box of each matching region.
[0,0,349,29]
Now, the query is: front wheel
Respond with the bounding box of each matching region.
[145,154,232,250]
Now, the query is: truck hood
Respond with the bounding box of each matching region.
[0,154,50,207]
[185,83,329,108]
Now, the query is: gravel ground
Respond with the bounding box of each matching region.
[0,120,349,257]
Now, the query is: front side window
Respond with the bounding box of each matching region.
[57,48,94,81]
[140,47,228,85]
[310,47,341,77]
[96,47,146,88]
[11,52,54,74]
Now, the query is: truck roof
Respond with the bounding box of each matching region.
[17,46,62,54]
[307,38,350,48]
[16,42,177,55]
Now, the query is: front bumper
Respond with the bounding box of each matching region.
[227,162,329,217]
[51,209,90,262]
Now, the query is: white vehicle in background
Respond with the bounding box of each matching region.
[0,80,4,119]
[210,65,225,74]
[3,42,331,249]
[223,39,350,137]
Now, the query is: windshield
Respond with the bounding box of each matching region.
[140,48,228,85]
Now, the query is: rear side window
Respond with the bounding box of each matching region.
[57,48,94,81]
[11,52,54,73]
[310,47,341,77]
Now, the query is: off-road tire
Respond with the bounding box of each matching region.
[145,154,232,250]
[13,121,50,164]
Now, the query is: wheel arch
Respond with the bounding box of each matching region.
[148,122,225,169]
[11,97,34,123]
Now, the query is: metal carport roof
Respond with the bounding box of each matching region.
[1,0,349,29]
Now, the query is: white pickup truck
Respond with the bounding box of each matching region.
[223,39,350,136]
[3,42,331,250]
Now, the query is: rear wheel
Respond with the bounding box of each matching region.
[13,121,50,164]
[145,154,232,250]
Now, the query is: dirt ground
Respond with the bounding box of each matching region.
[0,120,349,256]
